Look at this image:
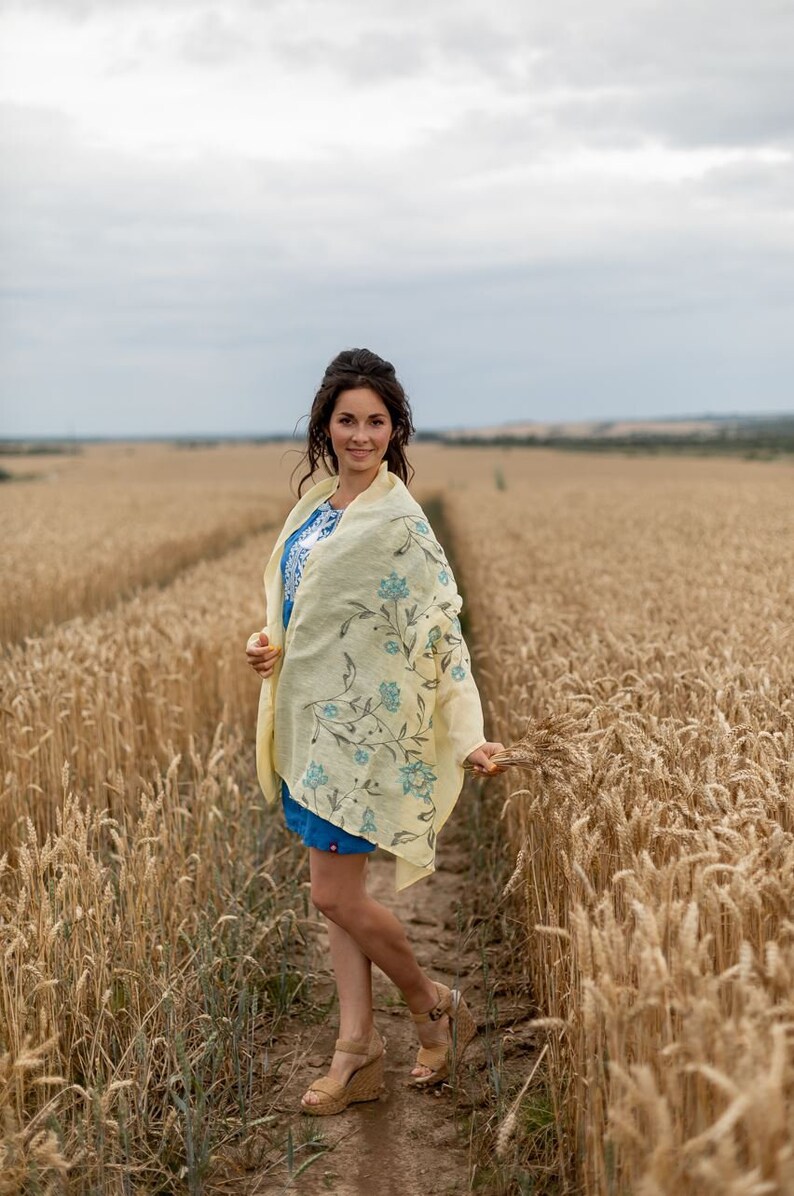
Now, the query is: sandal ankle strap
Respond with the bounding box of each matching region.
[411,983,453,1024]
[335,1031,379,1054]
[335,1038,369,1054]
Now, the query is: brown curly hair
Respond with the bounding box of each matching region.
[292,348,415,495]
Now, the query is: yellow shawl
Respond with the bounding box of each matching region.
[255,462,485,889]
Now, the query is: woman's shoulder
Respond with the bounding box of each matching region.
[379,473,427,517]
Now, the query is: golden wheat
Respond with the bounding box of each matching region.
[0,472,313,1191]
[0,442,294,644]
[446,453,794,1194]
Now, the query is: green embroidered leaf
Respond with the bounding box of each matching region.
[342,652,356,689]
[340,610,376,638]
[391,830,420,845]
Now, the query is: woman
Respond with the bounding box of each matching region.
[246,348,505,1115]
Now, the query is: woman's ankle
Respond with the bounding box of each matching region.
[405,978,440,1016]
[336,1018,375,1046]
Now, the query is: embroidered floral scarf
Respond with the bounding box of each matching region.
[255,463,485,889]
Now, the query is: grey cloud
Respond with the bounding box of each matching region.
[7,0,794,152]
[264,1,794,152]
[180,10,251,66]
[272,29,429,84]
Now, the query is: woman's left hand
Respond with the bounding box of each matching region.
[467,742,506,776]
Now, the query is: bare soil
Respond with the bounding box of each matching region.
[227,811,536,1196]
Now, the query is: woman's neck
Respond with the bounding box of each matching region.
[329,462,384,509]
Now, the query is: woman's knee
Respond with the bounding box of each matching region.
[311,882,348,923]
[308,850,366,924]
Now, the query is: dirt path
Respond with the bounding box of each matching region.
[251,818,498,1196]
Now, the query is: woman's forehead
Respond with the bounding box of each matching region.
[332,388,390,417]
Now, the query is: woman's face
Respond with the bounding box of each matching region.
[327,387,393,474]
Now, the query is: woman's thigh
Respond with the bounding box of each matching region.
[309,848,368,916]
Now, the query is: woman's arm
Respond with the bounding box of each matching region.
[431,624,505,774]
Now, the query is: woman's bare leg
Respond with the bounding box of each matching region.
[307,849,449,1079]
[302,918,374,1105]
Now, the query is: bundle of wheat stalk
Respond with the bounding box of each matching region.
[464,712,590,797]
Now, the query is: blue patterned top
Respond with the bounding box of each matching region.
[280,499,344,628]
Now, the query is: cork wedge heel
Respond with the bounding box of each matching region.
[300,1029,386,1115]
[407,982,476,1088]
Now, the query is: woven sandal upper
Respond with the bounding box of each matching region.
[306,1075,346,1099]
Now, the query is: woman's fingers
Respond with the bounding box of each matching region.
[467,741,507,775]
[245,643,281,677]
[251,656,279,676]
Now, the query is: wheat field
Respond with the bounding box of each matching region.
[0,443,292,643]
[445,451,794,1194]
[0,445,310,1192]
[1,443,793,1193]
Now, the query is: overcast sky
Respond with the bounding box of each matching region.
[1,0,792,436]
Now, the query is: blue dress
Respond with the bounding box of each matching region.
[278,500,376,855]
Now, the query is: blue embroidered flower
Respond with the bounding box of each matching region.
[360,806,377,835]
[451,665,467,681]
[322,703,338,717]
[379,681,401,712]
[414,520,429,534]
[399,761,437,803]
[384,640,401,655]
[451,616,462,634]
[425,625,442,649]
[378,570,410,600]
[303,761,328,790]
[438,569,449,586]
[355,748,370,764]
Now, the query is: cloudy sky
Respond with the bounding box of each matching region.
[1,0,792,436]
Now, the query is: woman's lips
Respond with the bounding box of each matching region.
[348,448,372,458]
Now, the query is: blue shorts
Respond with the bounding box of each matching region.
[280,780,376,855]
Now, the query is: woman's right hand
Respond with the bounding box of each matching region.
[245,630,281,678]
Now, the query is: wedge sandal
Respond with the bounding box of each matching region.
[407,981,477,1088]
[300,1028,385,1115]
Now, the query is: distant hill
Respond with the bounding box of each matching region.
[429,413,794,455]
[436,413,793,441]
